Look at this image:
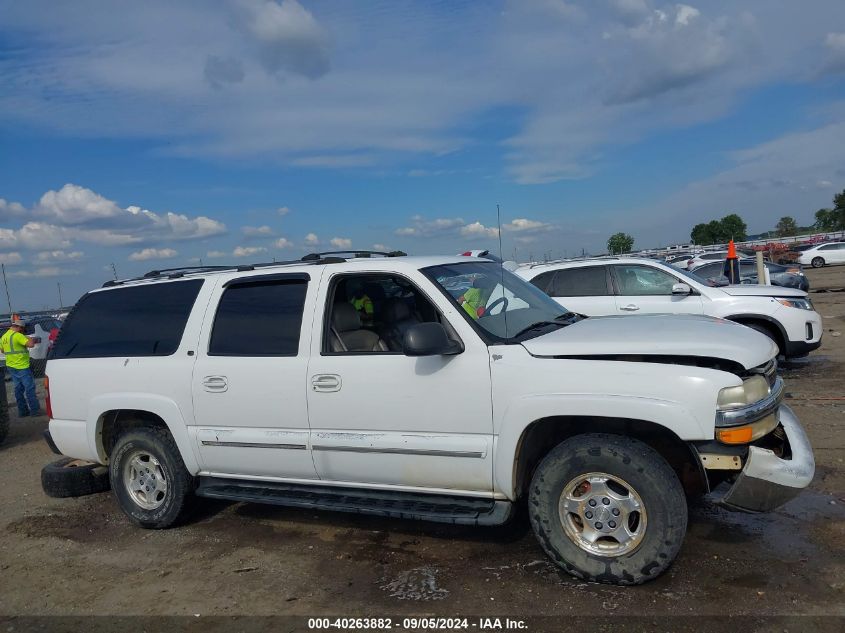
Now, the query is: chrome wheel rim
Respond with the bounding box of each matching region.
[558,472,647,557]
[123,450,168,510]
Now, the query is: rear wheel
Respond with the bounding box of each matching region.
[811,256,825,268]
[109,427,194,528]
[528,433,687,585]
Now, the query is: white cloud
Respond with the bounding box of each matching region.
[242,225,276,237]
[277,206,291,216]
[503,218,552,233]
[304,232,319,245]
[8,266,75,278]
[274,237,293,248]
[395,216,466,237]
[0,252,23,265]
[128,247,178,261]
[36,183,121,224]
[372,243,390,251]
[330,237,352,249]
[206,250,229,259]
[233,245,267,258]
[36,250,84,263]
[460,222,499,238]
[0,198,26,220]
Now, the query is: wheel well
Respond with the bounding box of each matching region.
[728,317,785,353]
[97,409,169,461]
[513,416,706,500]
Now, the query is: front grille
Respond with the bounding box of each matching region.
[745,358,778,389]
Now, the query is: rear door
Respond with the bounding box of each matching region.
[610,264,703,315]
[190,272,319,480]
[543,266,616,316]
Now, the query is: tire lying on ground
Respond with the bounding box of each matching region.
[41,457,111,498]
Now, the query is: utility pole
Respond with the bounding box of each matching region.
[57,282,63,309]
[110,262,118,281]
[1,263,12,314]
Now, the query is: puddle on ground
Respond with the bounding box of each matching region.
[380,566,449,601]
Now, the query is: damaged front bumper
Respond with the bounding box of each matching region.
[718,405,815,513]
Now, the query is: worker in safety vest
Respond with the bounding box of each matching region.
[0,315,41,417]
[457,276,495,320]
[348,281,374,325]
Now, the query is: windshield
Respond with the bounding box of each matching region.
[671,265,722,287]
[424,261,574,341]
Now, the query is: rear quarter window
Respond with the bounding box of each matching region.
[50,280,203,359]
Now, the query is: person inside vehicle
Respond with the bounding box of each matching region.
[0,315,41,417]
[347,280,374,325]
[457,275,495,320]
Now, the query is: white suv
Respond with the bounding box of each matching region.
[516,257,822,358]
[44,253,814,585]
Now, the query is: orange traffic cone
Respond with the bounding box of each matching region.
[724,240,740,283]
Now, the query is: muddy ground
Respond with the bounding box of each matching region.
[0,267,843,628]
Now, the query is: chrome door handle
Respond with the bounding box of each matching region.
[311,374,341,393]
[202,376,228,392]
[620,304,640,311]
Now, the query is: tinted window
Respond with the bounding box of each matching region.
[529,271,557,293]
[692,262,723,278]
[819,244,836,251]
[51,280,203,359]
[209,280,307,356]
[614,265,677,296]
[549,267,609,297]
[701,252,725,260]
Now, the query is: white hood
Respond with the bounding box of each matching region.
[521,314,777,370]
[716,285,806,298]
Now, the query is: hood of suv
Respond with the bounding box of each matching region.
[717,285,807,298]
[521,314,777,370]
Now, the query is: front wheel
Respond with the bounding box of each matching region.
[811,256,825,268]
[529,433,687,585]
[109,427,194,528]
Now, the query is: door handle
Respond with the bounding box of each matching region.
[311,374,341,393]
[620,304,640,311]
[202,375,228,392]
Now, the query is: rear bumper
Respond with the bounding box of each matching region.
[719,405,815,513]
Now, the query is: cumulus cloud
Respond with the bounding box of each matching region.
[0,252,23,265]
[277,206,291,216]
[206,250,229,259]
[304,232,319,245]
[36,250,84,263]
[233,245,267,257]
[329,237,352,249]
[0,198,26,220]
[242,225,276,237]
[503,218,553,233]
[8,266,76,278]
[274,237,293,248]
[36,184,121,224]
[235,0,331,79]
[396,215,551,240]
[372,243,390,251]
[460,222,499,238]
[395,216,466,238]
[128,247,178,261]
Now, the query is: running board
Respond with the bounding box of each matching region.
[196,477,513,526]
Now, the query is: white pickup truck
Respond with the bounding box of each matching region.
[43,253,814,585]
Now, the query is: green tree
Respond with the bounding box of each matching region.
[719,213,747,241]
[690,223,710,245]
[607,232,634,254]
[814,208,835,231]
[776,216,798,237]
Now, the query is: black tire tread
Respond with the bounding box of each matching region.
[529,433,687,586]
[41,457,110,498]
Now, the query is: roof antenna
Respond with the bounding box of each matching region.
[497,204,508,337]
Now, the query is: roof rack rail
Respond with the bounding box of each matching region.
[301,249,407,260]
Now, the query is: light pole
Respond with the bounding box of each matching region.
[57,282,64,309]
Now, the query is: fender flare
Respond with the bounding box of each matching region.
[87,393,201,473]
[494,394,705,500]
[724,313,788,348]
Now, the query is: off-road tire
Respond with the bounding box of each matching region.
[109,427,194,529]
[811,256,825,268]
[41,457,110,498]
[529,433,687,585]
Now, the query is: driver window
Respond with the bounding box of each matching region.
[324,274,455,354]
[614,265,677,296]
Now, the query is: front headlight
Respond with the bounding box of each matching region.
[717,375,770,410]
[776,297,813,310]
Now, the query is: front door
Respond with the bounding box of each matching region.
[305,270,495,494]
[611,264,703,315]
[190,273,319,480]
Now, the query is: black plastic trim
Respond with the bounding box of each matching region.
[222,272,311,289]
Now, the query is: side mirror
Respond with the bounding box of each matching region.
[672,282,692,295]
[403,323,462,357]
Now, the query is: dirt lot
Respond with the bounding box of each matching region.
[1,267,843,628]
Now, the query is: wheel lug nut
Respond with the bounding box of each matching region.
[612,508,620,516]
[588,499,597,507]
[585,511,593,519]
[602,497,610,505]
[595,522,603,529]
[609,521,616,529]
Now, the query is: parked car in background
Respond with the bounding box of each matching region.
[683,250,754,270]
[691,260,810,292]
[798,242,845,268]
[516,257,822,358]
[665,253,698,268]
[770,243,815,265]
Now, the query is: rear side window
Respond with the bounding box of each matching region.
[51,280,203,359]
[549,266,609,297]
[529,270,557,293]
[209,279,307,356]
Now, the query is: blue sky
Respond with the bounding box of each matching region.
[1,0,845,309]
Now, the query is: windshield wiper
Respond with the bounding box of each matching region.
[511,316,573,340]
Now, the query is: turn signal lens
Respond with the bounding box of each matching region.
[717,426,753,444]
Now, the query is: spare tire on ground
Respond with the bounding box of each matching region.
[41,457,110,498]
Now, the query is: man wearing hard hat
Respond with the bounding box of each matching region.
[0,315,41,417]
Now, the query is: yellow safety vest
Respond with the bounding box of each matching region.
[351,295,374,316]
[1,328,30,370]
[460,287,486,320]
